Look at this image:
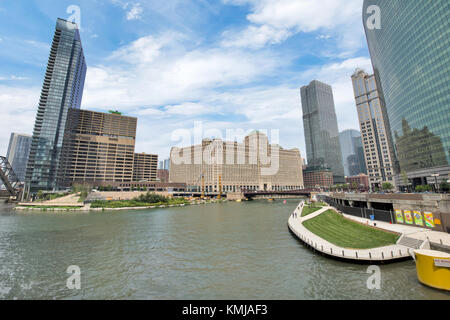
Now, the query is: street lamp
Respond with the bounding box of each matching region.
[431,173,439,193]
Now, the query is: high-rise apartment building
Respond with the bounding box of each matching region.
[170,132,303,192]
[339,129,366,177]
[26,18,86,191]
[133,153,158,182]
[159,159,170,170]
[59,110,137,187]
[301,80,345,184]
[363,0,449,188]
[6,133,32,182]
[351,69,397,190]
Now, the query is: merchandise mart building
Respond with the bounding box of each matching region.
[169,131,304,193]
[363,0,449,188]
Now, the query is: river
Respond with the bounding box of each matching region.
[0,199,448,300]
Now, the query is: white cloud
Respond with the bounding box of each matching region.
[82,33,284,109]
[126,3,143,20]
[222,0,365,53]
[222,25,291,49]
[0,86,39,155]
[0,75,29,81]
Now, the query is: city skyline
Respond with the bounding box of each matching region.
[0,0,372,160]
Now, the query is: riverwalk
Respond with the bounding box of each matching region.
[342,213,450,248]
[288,202,415,263]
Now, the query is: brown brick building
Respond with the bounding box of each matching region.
[157,169,169,183]
[346,174,369,189]
[133,153,158,181]
[303,167,334,189]
[59,109,137,186]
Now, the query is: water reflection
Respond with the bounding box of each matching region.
[0,201,448,300]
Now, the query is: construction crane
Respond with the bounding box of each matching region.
[0,156,24,200]
[201,173,205,198]
[218,175,222,199]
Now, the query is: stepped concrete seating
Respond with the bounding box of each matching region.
[397,236,424,249]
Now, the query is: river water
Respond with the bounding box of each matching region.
[0,199,448,300]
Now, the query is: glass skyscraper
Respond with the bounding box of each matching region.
[339,129,367,177]
[363,0,449,187]
[6,133,32,182]
[26,18,86,191]
[301,80,345,184]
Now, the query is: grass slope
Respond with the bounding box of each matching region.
[301,205,321,217]
[302,210,399,249]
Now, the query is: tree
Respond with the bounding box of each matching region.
[401,170,409,186]
[382,182,394,191]
[415,185,431,193]
[440,181,449,193]
[37,190,44,200]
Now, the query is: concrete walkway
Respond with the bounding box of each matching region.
[18,193,84,207]
[288,202,414,262]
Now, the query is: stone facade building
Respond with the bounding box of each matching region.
[169,132,304,193]
[352,69,397,191]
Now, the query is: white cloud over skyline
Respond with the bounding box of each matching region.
[0,0,372,161]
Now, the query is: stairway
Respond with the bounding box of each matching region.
[397,236,424,249]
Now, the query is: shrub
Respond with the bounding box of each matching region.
[382,182,394,191]
[134,192,168,204]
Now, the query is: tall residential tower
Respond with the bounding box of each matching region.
[26,18,86,191]
[351,69,397,190]
[301,80,345,184]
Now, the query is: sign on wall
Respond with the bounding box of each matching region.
[395,209,404,224]
[413,210,424,226]
[424,212,435,228]
[404,210,413,225]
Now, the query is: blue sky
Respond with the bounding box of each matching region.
[0,0,373,160]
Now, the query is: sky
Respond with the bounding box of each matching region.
[0,0,373,161]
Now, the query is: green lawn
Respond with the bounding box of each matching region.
[302,210,399,249]
[301,205,322,217]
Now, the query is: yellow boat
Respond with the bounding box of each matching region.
[414,249,450,291]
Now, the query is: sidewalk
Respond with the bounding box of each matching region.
[18,193,84,207]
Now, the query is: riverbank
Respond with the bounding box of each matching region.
[14,198,225,212]
[288,202,414,263]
